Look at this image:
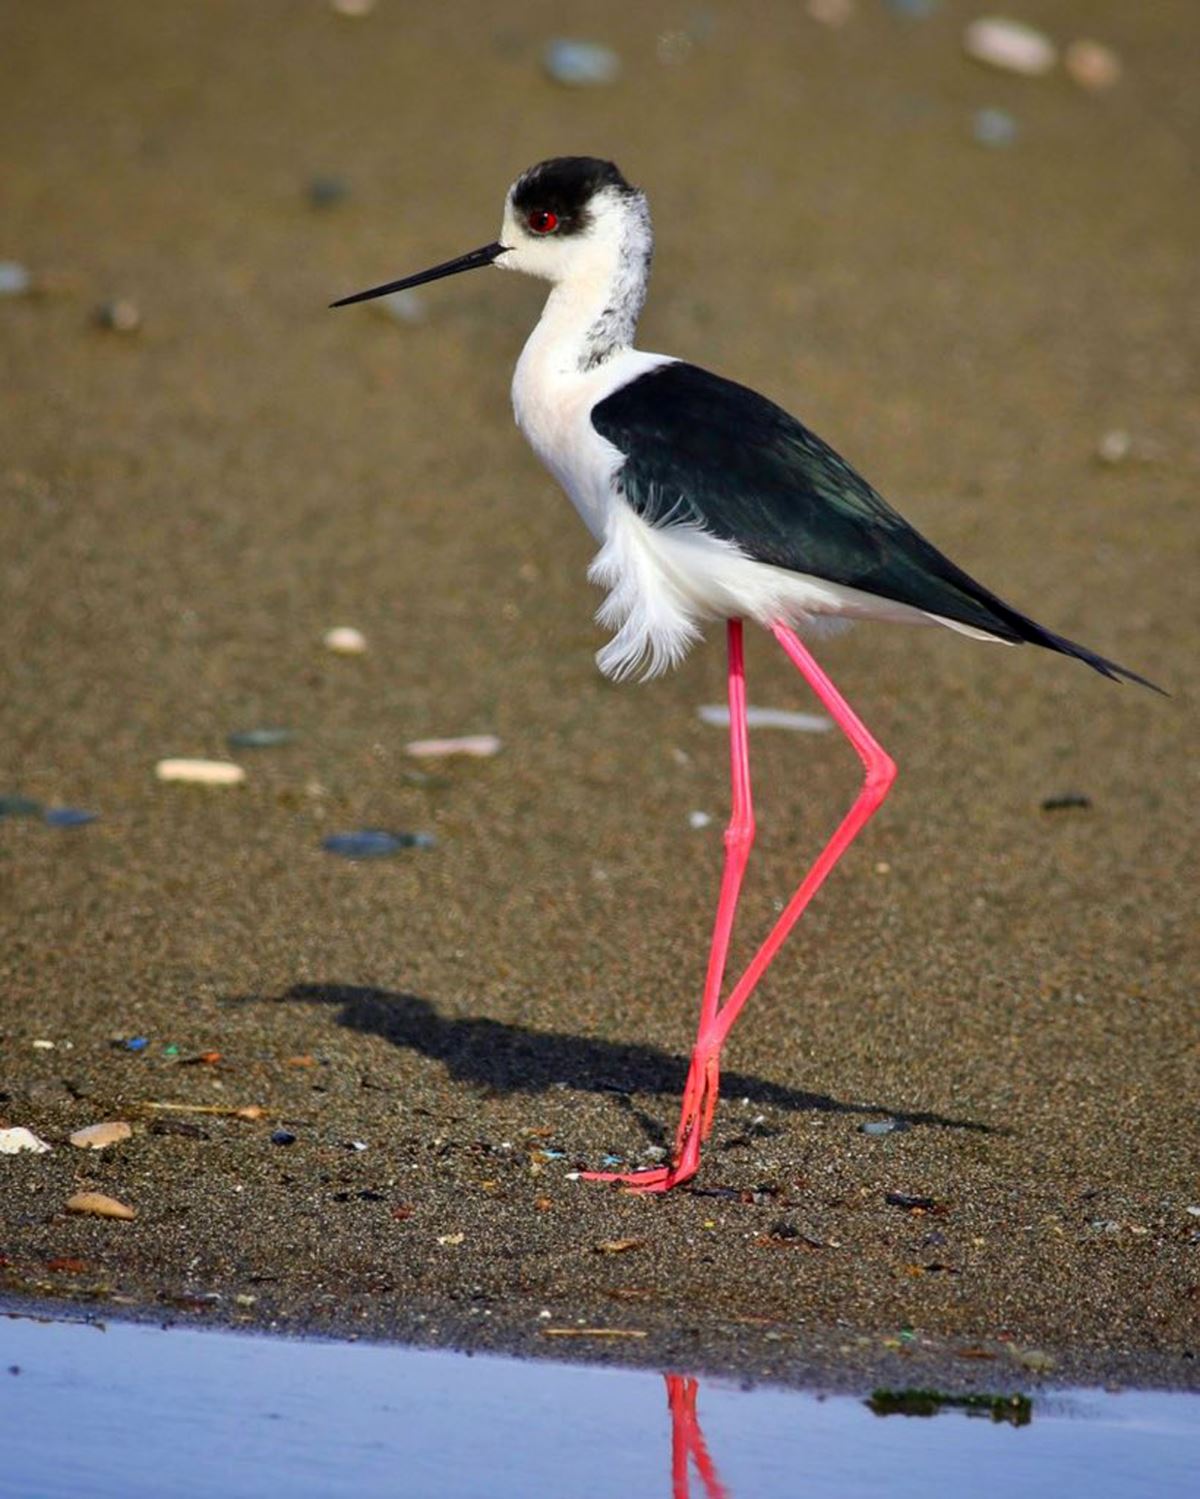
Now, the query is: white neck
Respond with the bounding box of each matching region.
[515,195,653,378]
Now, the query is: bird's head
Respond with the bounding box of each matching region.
[330,156,650,307]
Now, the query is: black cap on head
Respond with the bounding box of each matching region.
[511,157,634,235]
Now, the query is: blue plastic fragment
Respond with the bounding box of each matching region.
[322,829,436,860]
[227,728,297,749]
[43,807,99,828]
[600,1153,623,1168]
[542,39,620,87]
[0,794,42,818]
[973,107,1018,148]
[125,1037,149,1052]
[271,1129,297,1146]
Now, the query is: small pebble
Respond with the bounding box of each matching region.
[0,794,42,818]
[0,261,32,296]
[963,17,1057,77]
[698,704,832,732]
[1065,39,1121,92]
[271,1130,297,1146]
[155,758,246,786]
[1010,1346,1056,1374]
[1096,429,1131,465]
[69,1121,133,1151]
[43,806,98,828]
[688,810,713,830]
[1186,1206,1200,1218]
[655,30,693,67]
[542,39,620,87]
[973,107,1019,148]
[0,1127,53,1155]
[308,175,349,209]
[372,290,427,325]
[1041,792,1091,812]
[861,1119,909,1136]
[885,1190,938,1210]
[66,1192,135,1220]
[323,625,367,655]
[94,299,141,333]
[322,829,435,859]
[807,0,854,26]
[227,727,296,749]
[405,735,501,759]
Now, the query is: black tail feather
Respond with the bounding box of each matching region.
[986,602,1166,695]
[1026,624,1165,694]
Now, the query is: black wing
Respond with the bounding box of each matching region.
[592,361,1156,688]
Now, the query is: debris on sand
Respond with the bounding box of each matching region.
[66,1192,135,1220]
[322,625,367,655]
[69,1121,133,1150]
[405,735,501,758]
[963,17,1056,77]
[0,1127,53,1155]
[155,758,246,786]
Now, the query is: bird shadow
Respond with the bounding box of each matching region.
[229,982,997,1140]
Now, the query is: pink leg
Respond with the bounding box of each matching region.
[584,622,895,1194]
[583,620,755,1189]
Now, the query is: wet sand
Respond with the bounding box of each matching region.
[2,2,1197,1391]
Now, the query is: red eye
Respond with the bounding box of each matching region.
[528,209,559,234]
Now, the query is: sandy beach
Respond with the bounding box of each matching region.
[2,1,1197,1390]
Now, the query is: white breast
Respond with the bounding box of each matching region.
[511,341,672,541]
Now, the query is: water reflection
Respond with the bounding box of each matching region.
[2,1310,1197,1499]
[667,1374,729,1499]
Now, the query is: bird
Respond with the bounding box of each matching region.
[332,156,1159,1194]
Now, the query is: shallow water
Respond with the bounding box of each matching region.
[3,1313,1197,1498]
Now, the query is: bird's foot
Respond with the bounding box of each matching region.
[579,1050,719,1194]
[577,1160,698,1194]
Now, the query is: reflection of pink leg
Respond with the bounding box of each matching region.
[585,621,895,1194]
[666,1374,728,1499]
[583,621,754,1191]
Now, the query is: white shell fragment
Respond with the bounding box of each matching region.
[155,758,246,786]
[70,1120,133,1150]
[698,704,832,733]
[66,1191,136,1220]
[323,625,368,655]
[963,17,1057,77]
[1096,429,1132,465]
[404,735,502,758]
[0,1126,53,1155]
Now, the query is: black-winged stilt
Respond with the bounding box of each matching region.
[333,157,1158,1194]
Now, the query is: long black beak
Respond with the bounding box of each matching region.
[329,241,508,309]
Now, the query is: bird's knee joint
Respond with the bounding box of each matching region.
[866,754,897,795]
[724,818,756,852]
